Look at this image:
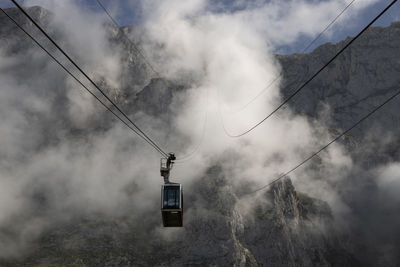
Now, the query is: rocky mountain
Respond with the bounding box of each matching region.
[1,6,399,267]
[279,22,400,137]
[278,22,400,267]
[0,168,356,267]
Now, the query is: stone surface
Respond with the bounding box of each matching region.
[278,23,400,136]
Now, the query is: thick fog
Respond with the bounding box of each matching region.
[1,0,398,263]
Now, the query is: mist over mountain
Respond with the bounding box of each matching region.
[0,3,400,267]
[279,21,400,266]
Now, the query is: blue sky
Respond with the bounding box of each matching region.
[78,0,400,28]
[1,0,400,54]
[275,0,400,53]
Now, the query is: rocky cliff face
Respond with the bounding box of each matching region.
[278,22,400,137]
[277,22,400,267]
[0,6,399,267]
[0,167,356,267]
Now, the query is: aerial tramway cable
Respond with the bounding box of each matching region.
[95,0,209,161]
[241,0,399,195]
[222,0,398,138]
[244,83,400,195]
[222,0,357,115]
[0,7,167,157]
[6,0,169,158]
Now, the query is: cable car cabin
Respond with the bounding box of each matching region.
[161,184,183,227]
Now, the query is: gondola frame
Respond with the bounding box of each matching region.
[161,183,183,227]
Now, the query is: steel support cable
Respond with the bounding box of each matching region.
[95,0,162,78]
[0,8,169,156]
[96,0,211,162]
[0,8,168,156]
[222,0,398,138]
[221,0,357,115]
[10,0,169,157]
[242,84,400,196]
